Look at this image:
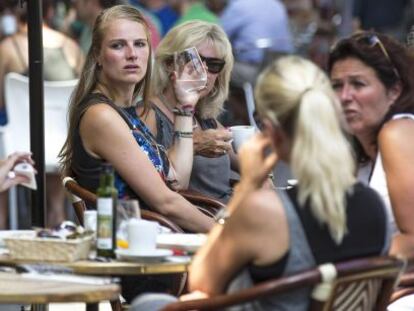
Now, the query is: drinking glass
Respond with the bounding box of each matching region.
[174,47,207,93]
[116,199,140,249]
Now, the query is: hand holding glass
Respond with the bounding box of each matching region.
[174,47,207,94]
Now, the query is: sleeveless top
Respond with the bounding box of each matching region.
[11,36,78,80]
[151,103,233,203]
[71,93,170,209]
[0,36,79,125]
[358,113,414,234]
[226,184,390,311]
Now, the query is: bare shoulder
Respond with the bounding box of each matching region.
[235,189,285,229]
[0,37,15,61]
[379,117,414,144]
[80,103,128,133]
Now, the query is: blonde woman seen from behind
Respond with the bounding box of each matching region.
[131,56,390,310]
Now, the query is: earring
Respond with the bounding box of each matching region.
[97,63,102,69]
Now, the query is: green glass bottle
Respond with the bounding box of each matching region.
[96,162,118,258]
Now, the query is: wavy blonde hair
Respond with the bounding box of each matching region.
[255,56,356,244]
[151,20,233,119]
[59,5,152,175]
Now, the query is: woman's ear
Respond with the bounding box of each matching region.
[261,118,283,147]
[261,118,291,161]
[388,81,402,105]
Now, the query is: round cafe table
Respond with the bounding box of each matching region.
[0,271,120,311]
[0,255,191,276]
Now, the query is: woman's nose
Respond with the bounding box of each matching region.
[126,44,137,59]
[339,84,353,102]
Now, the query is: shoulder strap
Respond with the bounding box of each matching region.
[83,93,136,130]
[11,36,27,69]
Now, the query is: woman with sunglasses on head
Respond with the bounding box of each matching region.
[130,55,389,311]
[59,5,213,234]
[328,31,414,258]
[139,20,236,203]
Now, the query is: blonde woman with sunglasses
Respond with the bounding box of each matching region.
[138,20,237,203]
[328,31,414,259]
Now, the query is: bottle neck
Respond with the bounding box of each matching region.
[99,173,114,187]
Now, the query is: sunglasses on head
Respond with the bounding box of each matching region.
[199,55,226,74]
[354,33,401,80]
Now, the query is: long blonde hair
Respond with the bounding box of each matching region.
[255,56,356,244]
[151,20,233,119]
[59,5,152,175]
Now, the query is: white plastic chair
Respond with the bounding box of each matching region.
[1,72,77,228]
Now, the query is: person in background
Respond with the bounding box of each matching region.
[71,0,127,53]
[168,0,218,26]
[328,31,414,258]
[218,0,294,86]
[0,0,84,227]
[59,5,213,233]
[352,0,413,42]
[130,55,389,311]
[0,1,17,40]
[72,0,161,53]
[135,0,179,36]
[0,152,34,192]
[140,20,235,203]
[0,152,34,228]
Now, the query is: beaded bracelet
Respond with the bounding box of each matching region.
[174,131,193,139]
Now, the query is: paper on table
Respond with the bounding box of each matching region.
[157,233,207,253]
[21,273,117,285]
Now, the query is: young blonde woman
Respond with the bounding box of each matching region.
[59,5,213,233]
[131,56,390,310]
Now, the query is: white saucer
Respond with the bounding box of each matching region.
[115,248,173,262]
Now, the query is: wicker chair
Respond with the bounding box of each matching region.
[62,176,184,232]
[390,257,414,303]
[160,256,405,311]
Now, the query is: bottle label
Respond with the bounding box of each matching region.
[97,198,113,250]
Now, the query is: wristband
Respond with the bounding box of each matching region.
[172,108,193,117]
[174,131,193,139]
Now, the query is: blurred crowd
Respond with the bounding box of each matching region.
[0,0,413,226]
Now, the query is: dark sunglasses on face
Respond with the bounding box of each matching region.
[199,55,226,74]
[354,33,401,80]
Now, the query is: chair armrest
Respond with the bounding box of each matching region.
[161,269,321,311]
[63,177,97,206]
[141,210,184,233]
[178,189,226,215]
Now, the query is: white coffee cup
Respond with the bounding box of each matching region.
[127,219,158,254]
[230,125,256,152]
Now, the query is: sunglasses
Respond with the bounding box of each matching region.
[199,55,226,74]
[354,34,401,80]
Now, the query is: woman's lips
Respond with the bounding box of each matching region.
[344,110,359,120]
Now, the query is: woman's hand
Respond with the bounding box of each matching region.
[194,129,233,157]
[238,133,278,190]
[0,152,35,192]
[172,70,203,111]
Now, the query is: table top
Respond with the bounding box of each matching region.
[0,255,191,276]
[0,272,120,304]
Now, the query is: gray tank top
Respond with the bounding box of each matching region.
[152,103,232,203]
[226,189,315,311]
